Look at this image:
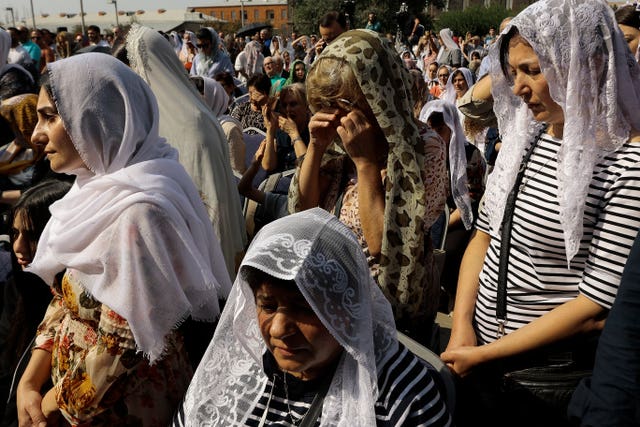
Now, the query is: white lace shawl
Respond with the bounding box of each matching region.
[126,24,247,277]
[180,208,399,426]
[420,100,474,230]
[486,0,640,263]
[27,53,232,362]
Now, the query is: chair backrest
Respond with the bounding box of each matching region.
[242,127,268,187]
[235,92,250,105]
[397,331,456,414]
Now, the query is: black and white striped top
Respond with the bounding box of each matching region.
[475,135,640,344]
[173,344,451,426]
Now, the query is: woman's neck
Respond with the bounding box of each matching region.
[547,123,564,139]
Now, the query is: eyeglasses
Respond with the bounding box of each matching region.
[314,97,354,112]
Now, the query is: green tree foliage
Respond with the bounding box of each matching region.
[290,0,429,36]
[435,5,512,36]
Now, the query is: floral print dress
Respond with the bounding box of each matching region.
[34,270,192,427]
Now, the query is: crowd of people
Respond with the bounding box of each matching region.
[1,0,640,425]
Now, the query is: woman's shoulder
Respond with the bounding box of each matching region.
[375,344,451,426]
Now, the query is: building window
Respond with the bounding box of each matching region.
[220,11,224,19]
[254,9,259,20]
[281,9,287,19]
[232,10,237,19]
[266,9,274,20]
[243,10,247,20]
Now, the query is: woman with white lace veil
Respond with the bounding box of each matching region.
[437,28,463,68]
[173,208,451,427]
[126,25,246,278]
[442,0,640,425]
[16,53,232,426]
[190,27,234,78]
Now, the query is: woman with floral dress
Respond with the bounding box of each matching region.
[16,53,231,426]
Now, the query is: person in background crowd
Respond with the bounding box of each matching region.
[32,30,54,73]
[365,12,382,33]
[231,73,271,133]
[315,11,347,57]
[437,28,463,68]
[262,55,286,95]
[86,25,108,47]
[190,27,234,78]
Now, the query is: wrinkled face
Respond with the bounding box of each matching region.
[31,87,86,174]
[260,29,269,41]
[319,22,343,45]
[452,72,468,98]
[437,67,450,85]
[428,64,438,79]
[255,282,343,380]
[248,85,269,111]
[12,212,36,270]
[619,24,640,57]
[507,39,564,128]
[294,63,305,80]
[263,57,276,77]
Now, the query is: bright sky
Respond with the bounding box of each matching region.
[2,0,199,19]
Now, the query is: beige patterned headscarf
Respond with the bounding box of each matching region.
[289,30,431,324]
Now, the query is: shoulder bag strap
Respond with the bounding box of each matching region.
[496,130,545,338]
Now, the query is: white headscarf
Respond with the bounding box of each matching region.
[180,208,398,426]
[420,100,474,230]
[244,40,264,77]
[194,27,234,78]
[126,24,246,277]
[443,67,474,104]
[201,76,243,129]
[27,53,232,362]
[486,0,640,263]
[437,28,459,63]
[180,30,196,58]
[0,29,33,84]
[170,31,182,55]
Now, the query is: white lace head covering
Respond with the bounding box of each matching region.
[180,208,398,426]
[270,35,283,55]
[443,67,474,104]
[486,0,640,263]
[420,100,474,229]
[27,53,232,362]
[170,31,182,55]
[180,30,195,57]
[126,24,246,277]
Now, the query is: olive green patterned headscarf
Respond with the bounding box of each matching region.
[289,29,431,324]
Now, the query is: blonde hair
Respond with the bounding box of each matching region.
[279,82,307,108]
[306,57,364,112]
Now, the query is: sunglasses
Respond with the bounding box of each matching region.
[315,97,354,112]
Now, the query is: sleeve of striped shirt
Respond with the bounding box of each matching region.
[579,164,640,309]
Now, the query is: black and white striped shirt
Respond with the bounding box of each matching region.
[173,344,451,426]
[475,135,640,344]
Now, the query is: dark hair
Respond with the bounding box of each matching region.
[87,25,101,33]
[241,265,296,294]
[196,28,212,42]
[214,71,235,88]
[426,111,445,128]
[112,43,130,66]
[12,180,72,257]
[319,11,347,30]
[190,76,205,95]
[499,26,525,79]
[471,51,481,60]
[247,73,271,95]
[615,5,640,28]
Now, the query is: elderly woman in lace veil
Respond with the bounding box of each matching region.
[125,25,246,278]
[15,53,232,426]
[441,0,640,425]
[173,208,451,426]
[289,29,447,346]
